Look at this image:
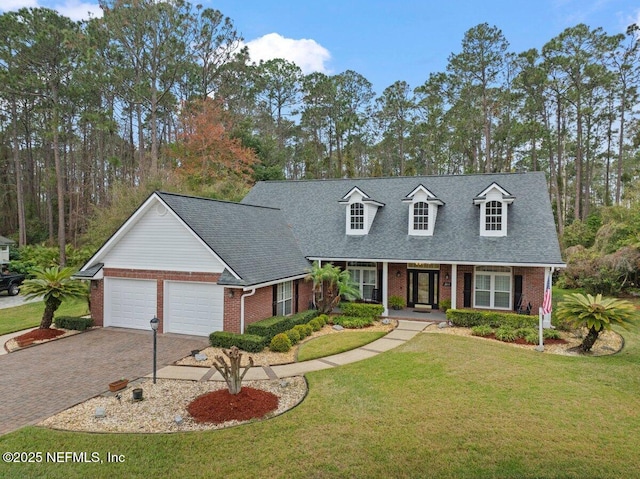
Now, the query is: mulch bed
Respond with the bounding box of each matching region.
[187,387,279,424]
[16,328,65,342]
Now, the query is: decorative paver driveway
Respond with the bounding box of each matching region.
[0,328,207,435]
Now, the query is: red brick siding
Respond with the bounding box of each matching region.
[387,263,406,301]
[439,264,452,304]
[90,280,104,327]
[453,265,545,312]
[297,279,314,313]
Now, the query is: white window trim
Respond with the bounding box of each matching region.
[403,186,442,237]
[276,281,293,316]
[349,202,365,233]
[347,263,377,299]
[473,266,512,310]
[474,184,513,238]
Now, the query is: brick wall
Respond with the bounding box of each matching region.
[90,280,104,327]
[387,263,407,301]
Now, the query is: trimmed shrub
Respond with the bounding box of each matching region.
[332,316,374,329]
[308,318,323,331]
[495,326,517,342]
[284,328,301,345]
[524,330,540,345]
[471,325,493,337]
[543,329,561,340]
[294,324,312,339]
[54,316,94,331]
[514,327,536,339]
[246,310,319,341]
[316,314,329,325]
[446,309,537,329]
[270,333,292,352]
[340,303,384,319]
[209,331,266,353]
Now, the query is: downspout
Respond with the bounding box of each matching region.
[240,289,256,334]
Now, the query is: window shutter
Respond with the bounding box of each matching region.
[514,275,523,311]
[294,280,299,314]
[272,285,278,316]
[463,273,472,308]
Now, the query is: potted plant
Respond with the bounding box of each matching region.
[109,378,129,392]
[388,295,406,310]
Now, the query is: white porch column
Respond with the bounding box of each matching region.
[382,261,389,316]
[450,264,457,310]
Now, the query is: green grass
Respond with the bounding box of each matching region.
[1,299,639,478]
[0,299,88,335]
[297,331,386,362]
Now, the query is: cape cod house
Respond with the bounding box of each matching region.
[77,172,564,336]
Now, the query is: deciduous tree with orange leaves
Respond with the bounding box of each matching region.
[172,98,258,188]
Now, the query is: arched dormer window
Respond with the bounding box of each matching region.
[473,183,514,237]
[339,186,384,235]
[403,185,443,236]
[350,202,364,230]
[413,202,429,230]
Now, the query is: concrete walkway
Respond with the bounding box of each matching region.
[147,320,431,382]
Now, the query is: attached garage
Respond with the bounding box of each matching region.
[104,278,157,330]
[164,281,224,336]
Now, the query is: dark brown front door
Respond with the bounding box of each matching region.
[407,270,439,308]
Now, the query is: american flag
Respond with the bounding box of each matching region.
[542,275,552,315]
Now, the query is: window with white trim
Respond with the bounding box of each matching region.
[347,262,377,301]
[276,281,293,316]
[350,202,364,230]
[474,266,511,309]
[485,201,502,231]
[413,202,429,230]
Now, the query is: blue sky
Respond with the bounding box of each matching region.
[3,0,639,93]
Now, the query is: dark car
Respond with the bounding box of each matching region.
[0,270,25,296]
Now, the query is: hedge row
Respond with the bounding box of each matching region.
[208,332,267,353]
[340,303,385,318]
[246,310,319,341]
[445,309,538,329]
[54,316,94,331]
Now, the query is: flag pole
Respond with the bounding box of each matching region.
[535,307,544,352]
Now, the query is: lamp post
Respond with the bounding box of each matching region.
[150,316,159,384]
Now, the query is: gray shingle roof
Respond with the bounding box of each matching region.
[242,172,564,266]
[156,192,311,286]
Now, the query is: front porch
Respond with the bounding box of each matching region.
[384,307,447,322]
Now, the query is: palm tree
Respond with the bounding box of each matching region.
[306,262,361,313]
[556,293,637,352]
[21,266,88,329]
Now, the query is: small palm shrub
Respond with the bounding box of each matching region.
[270,333,292,352]
[515,327,536,339]
[556,293,637,352]
[495,326,517,342]
[471,325,493,337]
[523,330,540,345]
[285,328,301,345]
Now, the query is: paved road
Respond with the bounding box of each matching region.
[0,293,40,309]
[0,328,208,435]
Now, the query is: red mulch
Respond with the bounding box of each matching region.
[484,333,567,345]
[187,387,279,424]
[16,328,65,342]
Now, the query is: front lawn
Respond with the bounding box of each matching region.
[297,330,386,362]
[1,308,639,478]
[0,299,88,336]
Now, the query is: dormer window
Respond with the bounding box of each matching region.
[350,203,364,230]
[339,186,384,235]
[474,183,514,237]
[403,185,444,236]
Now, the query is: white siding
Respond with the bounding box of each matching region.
[164,281,224,336]
[103,201,225,272]
[104,278,157,330]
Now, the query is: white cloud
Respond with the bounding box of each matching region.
[54,0,103,21]
[244,32,331,75]
[0,0,102,20]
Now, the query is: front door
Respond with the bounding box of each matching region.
[407,270,439,308]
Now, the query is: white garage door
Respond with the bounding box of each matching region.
[165,281,224,336]
[105,278,157,330]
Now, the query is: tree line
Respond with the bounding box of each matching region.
[1,0,639,264]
